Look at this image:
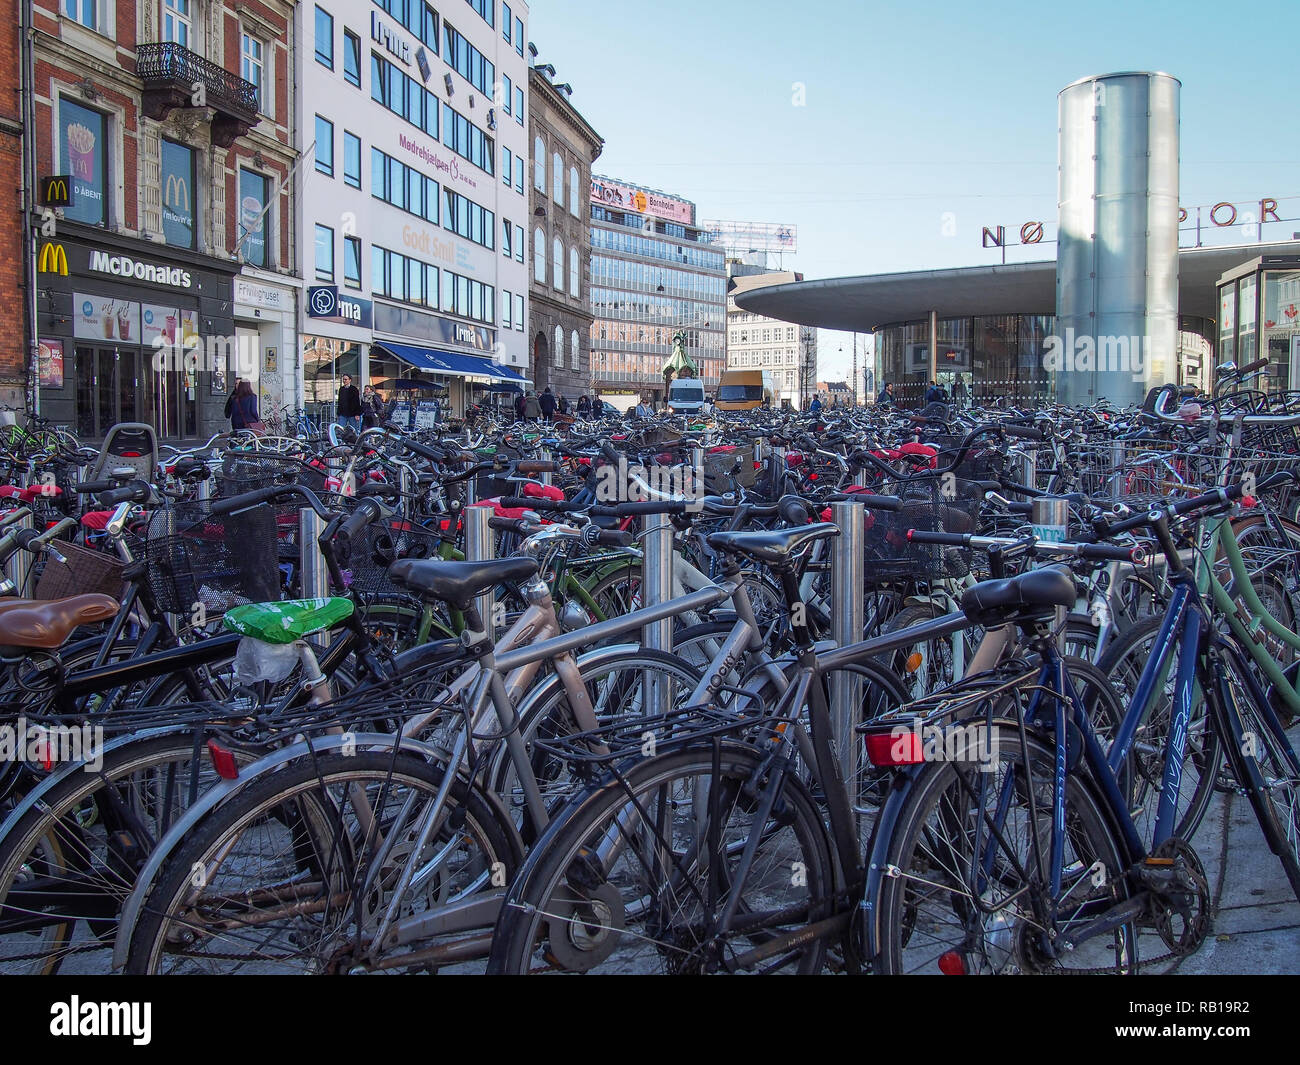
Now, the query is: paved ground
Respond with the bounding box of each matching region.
[1151,789,1300,974]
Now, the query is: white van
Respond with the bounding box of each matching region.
[667,377,706,414]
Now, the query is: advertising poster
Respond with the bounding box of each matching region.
[141,303,181,347]
[38,339,64,389]
[238,169,268,267]
[60,98,106,226]
[161,140,195,248]
[74,292,140,342]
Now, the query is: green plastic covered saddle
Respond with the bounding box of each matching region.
[223,597,354,644]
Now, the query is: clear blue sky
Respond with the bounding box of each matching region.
[530,0,1300,380]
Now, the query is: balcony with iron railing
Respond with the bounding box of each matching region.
[136,42,259,148]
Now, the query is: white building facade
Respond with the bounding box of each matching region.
[297,0,530,421]
[726,268,817,408]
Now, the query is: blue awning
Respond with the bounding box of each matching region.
[373,341,511,380]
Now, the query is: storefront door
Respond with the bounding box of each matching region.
[74,346,151,438]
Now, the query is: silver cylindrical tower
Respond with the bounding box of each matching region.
[1056,72,1180,406]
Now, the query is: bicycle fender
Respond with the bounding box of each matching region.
[859,765,924,968]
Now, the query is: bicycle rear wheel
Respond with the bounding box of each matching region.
[874,726,1136,974]
[489,742,836,974]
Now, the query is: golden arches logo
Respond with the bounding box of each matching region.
[42,178,70,206]
[164,173,190,213]
[38,243,68,276]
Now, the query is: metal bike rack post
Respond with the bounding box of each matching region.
[830,500,866,784]
[465,503,495,636]
[5,510,33,596]
[299,508,329,599]
[540,446,553,486]
[691,446,705,502]
[1019,447,1037,494]
[642,510,675,717]
[771,447,786,496]
[1031,496,1071,649]
[197,475,211,503]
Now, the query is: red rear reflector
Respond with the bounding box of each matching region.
[1242,495,1257,508]
[864,730,924,767]
[207,740,239,780]
[938,950,967,975]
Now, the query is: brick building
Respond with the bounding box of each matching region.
[28,0,296,440]
[526,62,601,402]
[3,1,26,403]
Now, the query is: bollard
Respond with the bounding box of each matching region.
[771,447,786,498]
[830,500,865,786]
[540,446,553,487]
[464,504,495,637]
[691,447,704,501]
[5,510,34,596]
[642,509,675,718]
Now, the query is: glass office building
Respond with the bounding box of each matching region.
[588,177,726,404]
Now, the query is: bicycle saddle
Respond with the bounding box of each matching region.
[388,557,539,607]
[960,567,1076,626]
[706,523,840,566]
[0,594,119,649]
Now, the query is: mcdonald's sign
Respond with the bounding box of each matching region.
[39,175,72,207]
[38,242,69,276]
[164,173,190,214]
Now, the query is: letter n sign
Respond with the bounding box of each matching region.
[982,226,1005,248]
[40,175,73,207]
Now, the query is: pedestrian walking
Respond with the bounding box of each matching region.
[336,374,363,432]
[539,386,557,422]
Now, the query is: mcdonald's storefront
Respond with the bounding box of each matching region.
[34,222,237,442]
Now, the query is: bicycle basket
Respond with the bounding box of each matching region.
[340,514,449,600]
[34,542,127,602]
[141,501,281,615]
[864,478,978,583]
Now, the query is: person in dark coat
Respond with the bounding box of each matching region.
[230,379,260,431]
[558,394,569,416]
[878,382,895,406]
[514,392,526,419]
[539,387,557,422]
[224,378,242,425]
[576,394,591,417]
[336,374,363,432]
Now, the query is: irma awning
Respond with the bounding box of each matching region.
[373,341,526,382]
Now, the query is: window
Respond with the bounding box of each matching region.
[163,0,191,47]
[160,139,196,249]
[515,293,524,332]
[314,115,334,176]
[555,326,563,367]
[514,86,523,124]
[568,166,579,217]
[513,156,523,194]
[443,22,493,96]
[502,3,511,42]
[533,137,545,191]
[467,0,493,28]
[502,289,512,328]
[502,219,512,258]
[344,235,361,288]
[568,246,579,297]
[343,131,361,188]
[343,29,361,87]
[373,54,441,141]
[571,330,579,370]
[375,0,439,52]
[502,147,512,187]
[502,74,512,115]
[533,227,545,282]
[62,0,97,31]
[314,6,334,68]
[552,237,563,292]
[514,16,523,56]
[240,34,268,117]
[371,147,440,226]
[60,98,108,227]
[515,223,524,264]
[552,152,563,204]
[314,224,334,280]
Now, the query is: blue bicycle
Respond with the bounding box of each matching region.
[861,469,1300,974]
